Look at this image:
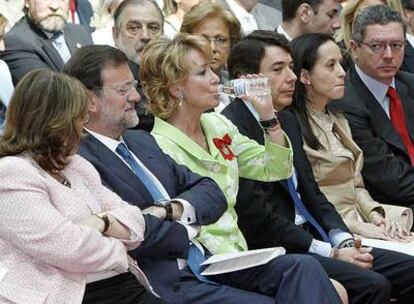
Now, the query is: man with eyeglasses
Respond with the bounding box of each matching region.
[331,5,414,213]
[64,44,227,304]
[112,0,163,131]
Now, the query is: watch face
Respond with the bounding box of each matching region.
[343,240,355,248]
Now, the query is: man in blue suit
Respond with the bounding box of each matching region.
[64,44,343,304]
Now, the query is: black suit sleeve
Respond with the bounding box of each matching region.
[129,215,189,259]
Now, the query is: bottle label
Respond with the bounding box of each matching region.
[232,79,246,97]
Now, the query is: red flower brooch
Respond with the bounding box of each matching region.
[213,133,236,161]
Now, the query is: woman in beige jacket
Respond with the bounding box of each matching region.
[291,33,412,241]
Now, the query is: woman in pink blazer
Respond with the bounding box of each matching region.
[0,70,162,304]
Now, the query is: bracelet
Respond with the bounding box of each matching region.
[154,200,173,221]
[265,123,281,134]
[95,212,110,233]
[259,116,279,129]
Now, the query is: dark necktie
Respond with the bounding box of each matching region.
[116,143,165,202]
[387,87,414,165]
[116,143,214,283]
[287,174,330,242]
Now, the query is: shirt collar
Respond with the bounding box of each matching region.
[407,33,414,49]
[277,25,292,41]
[354,64,395,103]
[84,128,126,152]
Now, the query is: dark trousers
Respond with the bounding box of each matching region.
[312,247,414,304]
[180,254,341,304]
[82,272,165,304]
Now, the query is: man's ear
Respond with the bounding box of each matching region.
[112,26,118,44]
[297,3,314,25]
[349,40,359,62]
[86,89,99,113]
[300,69,311,85]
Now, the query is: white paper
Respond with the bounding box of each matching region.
[201,247,285,276]
[361,238,414,256]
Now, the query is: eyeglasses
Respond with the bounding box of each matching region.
[359,41,405,54]
[202,36,230,48]
[96,80,139,97]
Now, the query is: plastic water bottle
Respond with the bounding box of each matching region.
[218,78,271,98]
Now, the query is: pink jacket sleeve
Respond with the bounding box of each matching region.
[0,157,132,274]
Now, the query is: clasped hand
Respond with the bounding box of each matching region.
[369,211,413,242]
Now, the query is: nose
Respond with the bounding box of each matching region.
[128,85,142,104]
[49,0,60,11]
[210,69,220,85]
[383,44,393,58]
[337,64,346,78]
[332,16,340,32]
[286,68,297,83]
[140,26,150,42]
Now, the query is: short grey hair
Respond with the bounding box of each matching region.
[352,5,406,44]
[113,0,164,31]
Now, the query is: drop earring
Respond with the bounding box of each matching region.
[177,91,184,107]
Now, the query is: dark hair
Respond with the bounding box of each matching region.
[63,45,129,92]
[0,69,88,172]
[352,5,406,43]
[227,30,291,79]
[401,0,414,10]
[282,0,322,21]
[291,33,336,150]
[113,0,164,30]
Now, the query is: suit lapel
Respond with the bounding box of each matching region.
[25,17,64,70]
[349,69,407,153]
[332,118,364,173]
[64,27,83,53]
[85,134,155,202]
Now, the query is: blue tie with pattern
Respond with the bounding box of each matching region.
[287,174,330,242]
[116,143,165,202]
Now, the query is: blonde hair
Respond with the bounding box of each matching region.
[180,3,241,44]
[0,69,88,173]
[140,33,211,120]
[0,13,8,28]
[338,0,404,51]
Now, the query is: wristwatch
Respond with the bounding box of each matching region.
[154,200,173,221]
[95,212,110,233]
[337,238,355,249]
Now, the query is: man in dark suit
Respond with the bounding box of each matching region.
[330,5,414,212]
[222,30,414,304]
[1,0,93,85]
[64,44,344,304]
